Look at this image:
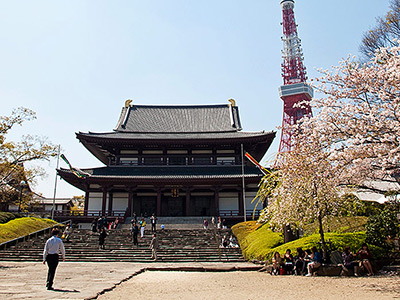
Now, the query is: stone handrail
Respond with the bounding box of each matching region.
[0,219,71,251]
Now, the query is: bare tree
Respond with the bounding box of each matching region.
[360,0,400,59]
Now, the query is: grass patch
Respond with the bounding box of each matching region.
[232,221,283,260]
[0,217,58,244]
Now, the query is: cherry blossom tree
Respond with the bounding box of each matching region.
[259,43,400,257]
[308,43,400,187]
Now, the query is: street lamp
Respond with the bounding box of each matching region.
[17,180,26,213]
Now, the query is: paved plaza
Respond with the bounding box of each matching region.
[0,261,259,300]
[0,261,399,300]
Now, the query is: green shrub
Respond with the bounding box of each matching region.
[256,232,385,262]
[231,221,262,250]
[232,221,283,260]
[233,221,386,262]
[0,212,22,224]
[366,208,399,249]
[0,217,58,244]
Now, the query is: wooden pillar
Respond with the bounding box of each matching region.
[185,188,191,216]
[101,187,107,216]
[238,189,244,217]
[214,187,220,216]
[127,189,133,217]
[157,189,162,216]
[108,191,113,216]
[84,191,90,216]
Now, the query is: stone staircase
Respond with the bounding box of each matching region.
[0,227,244,263]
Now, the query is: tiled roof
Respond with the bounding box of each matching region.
[78,130,274,141]
[59,165,263,180]
[114,104,242,133]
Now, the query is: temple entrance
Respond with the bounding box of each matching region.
[134,196,157,217]
[192,195,213,216]
[166,196,185,216]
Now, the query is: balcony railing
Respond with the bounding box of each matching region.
[219,209,261,219]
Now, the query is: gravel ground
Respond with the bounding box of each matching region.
[97,271,400,300]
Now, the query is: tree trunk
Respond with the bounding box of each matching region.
[318,213,327,261]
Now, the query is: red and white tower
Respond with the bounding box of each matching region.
[278,0,313,153]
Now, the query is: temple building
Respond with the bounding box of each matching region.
[58,100,275,220]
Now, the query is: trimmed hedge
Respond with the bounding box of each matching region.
[0,212,22,224]
[303,216,368,236]
[232,221,283,260]
[233,220,386,262]
[0,217,58,244]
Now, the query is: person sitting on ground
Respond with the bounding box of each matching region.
[271,251,282,275]
[356,243,374,276]
[302,249,312,275]
[341,246,359,276]
[306,246,322,276]
[283,249,294,275]
[228,235,239,248]
[294,247,305,275]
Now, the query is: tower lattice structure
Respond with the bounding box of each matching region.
[278,0,313,153]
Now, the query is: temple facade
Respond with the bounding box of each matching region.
[58,100,275,219]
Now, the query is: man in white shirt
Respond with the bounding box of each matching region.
[43,228,66,290]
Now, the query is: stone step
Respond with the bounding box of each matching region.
[0,228,244,263]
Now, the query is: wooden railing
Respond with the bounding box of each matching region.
[219,209,261,219]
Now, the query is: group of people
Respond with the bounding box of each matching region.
[91,216,121,233]
[130,214,159,260]
[221,234,239,248]
[271,243,374,276]
[203,216,228,230]
[271,247,322,276]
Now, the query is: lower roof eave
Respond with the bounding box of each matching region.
[58,173,262,191]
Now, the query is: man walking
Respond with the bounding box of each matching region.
[43,228,65,290]
[149,233,159,261]
[131,221,139,246]
[150,214,157,233]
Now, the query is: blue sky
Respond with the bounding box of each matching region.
[0,1,389,198]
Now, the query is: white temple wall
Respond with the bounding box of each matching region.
[88,192,108,212]
[219,192,239,211]
[112,192,129,211]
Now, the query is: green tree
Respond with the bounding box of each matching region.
[0,107,58,210]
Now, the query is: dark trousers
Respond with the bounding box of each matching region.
[46,254,59,288]
[133,233,138,245]
[151,223,156,233]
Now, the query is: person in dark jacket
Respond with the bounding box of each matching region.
[131,221,139,246]
[294,247,305,275]
[99,227,107,250]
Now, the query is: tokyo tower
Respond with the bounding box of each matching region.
[278,0,313,153]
